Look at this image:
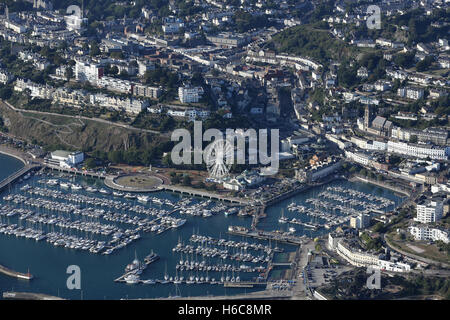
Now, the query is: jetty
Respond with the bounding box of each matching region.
[223,281,266,288]
[114,278,267,287]
[160,185,250,205]
[2,291,63,300]
[44,164,106,179]
[0,263,33,280]
[0,164,41,193]
[228,227,304,246]
[114,252,160,283]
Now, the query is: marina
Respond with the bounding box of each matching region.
[0,154,404,299]
[259,178,402,239]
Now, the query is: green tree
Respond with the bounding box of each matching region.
[182,175,192,186]
[409,135,418,143]
[85,158,97,169]
[65,67,74,81]
[89,41,101,57]
[416,56,434,72]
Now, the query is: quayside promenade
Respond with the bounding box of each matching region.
[160,185,251,205]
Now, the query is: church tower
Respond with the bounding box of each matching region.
[364,105,371,129]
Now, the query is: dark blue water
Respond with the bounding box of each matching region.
[0,155,403,300]
[0,153,24,181]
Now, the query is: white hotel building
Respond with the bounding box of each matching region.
[75,59,104,85]
[167,108,210,121]
[48,150,84,168]
[4,20,27,33]
[335,239,410,272]
[336,241,379,267]
[409,225,449,244]
[344,150,372,166]
[89,94,149,114]
[387,141,449,160]
[415,199,444,224]
[178,86,204,103]
[0,69,14,84]
[336,240,410,272]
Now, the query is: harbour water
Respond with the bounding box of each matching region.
[0,153,24,182]
[0,155,403,300]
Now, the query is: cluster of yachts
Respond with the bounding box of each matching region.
[45,232,108,253]
[172,242,271,264]
[25,186,173,216]
[319,191,394,212]
[0,199,185,256]
[0,223,46,241]
[306,198,365,216]
[0,208,142,254]
[147,216,186,234]
[189,234,279,254]
[282,187,397,230]
[326,186,395,207]
[4,207,118,236]
[120,251,248,286]
[124,271,244,286]
[285,202,348,230]
[36,178,236,221]
[178,199,218,218]
[175,254,265,274]
[43,179,174,206]
[0,222,109,253]
[3,191,185,234]
[0,174,257,264]
[124,265,246,286]
[121,252,160,284]
[278,210,321,231]
[6,193,78,213]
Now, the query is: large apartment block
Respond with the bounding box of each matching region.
[397,86,424,100]
[75,59,104,85]
[415,199,444,224]
[409,225,449,244]
[387,141,450,160]
[178,86,204,103]
[132,84,162,99]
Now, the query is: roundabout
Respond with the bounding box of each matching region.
[104,173,165,192]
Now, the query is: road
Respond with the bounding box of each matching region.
[384,234,450,269]
[291,240,315,299]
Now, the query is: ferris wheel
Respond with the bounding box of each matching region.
[204,138,234,179]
